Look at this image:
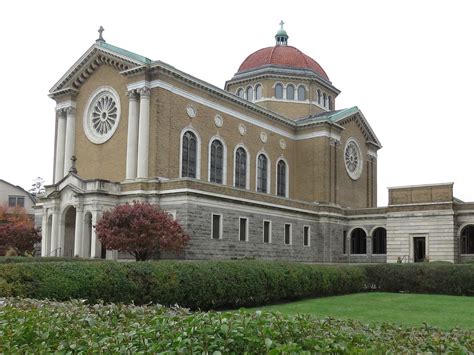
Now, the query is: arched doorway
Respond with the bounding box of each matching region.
[372,227,387,254]
[350,228,367,254]
[460,225,474,254]
[63,206,76,257]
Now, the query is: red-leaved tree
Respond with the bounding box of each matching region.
[95,202,190,261]
[0,205,41,256]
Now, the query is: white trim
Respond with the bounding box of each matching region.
[284,223,292,245]
[127,79,343,141]
[275,157,290,198]
[211,213,223,240]
[56,101,76,110]
[263,220,272,243]
[233,144,250,189]
[238,216,249,242]
[296,130,340,141]
[303,225,311,247]
[179,127,201,179]
[255,151,271,194]
[207,136,227,185]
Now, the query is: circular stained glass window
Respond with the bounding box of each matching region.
[344,139,363,180]
[84,86,121,144]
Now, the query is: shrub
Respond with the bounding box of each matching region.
[0,260,366,309]
[95,202,190,261]
[1,299,473,353]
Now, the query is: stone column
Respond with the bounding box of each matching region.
[63,107,76,175]
[50,208,60,256]
[90,210,102,258]
[54,109,67,183]
[73,205,84,257]
[41,209,48,257]
[126,90,139,180]
[137,87,150,179]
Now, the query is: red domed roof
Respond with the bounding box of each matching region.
[238,45,329,81]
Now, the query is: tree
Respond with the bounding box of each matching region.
[95,202,190,261]
[0,205,41,256]
[29,177,45,196]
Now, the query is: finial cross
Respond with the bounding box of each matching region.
[97,26,105,42]
[279,20,285,30]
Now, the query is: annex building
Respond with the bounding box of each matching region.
[36,25,474,263]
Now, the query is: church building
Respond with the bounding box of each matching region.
[36,25,474,263]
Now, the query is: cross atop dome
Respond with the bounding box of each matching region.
[275,20,289,46]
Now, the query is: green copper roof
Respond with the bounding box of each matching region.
[296,106,360,125]
[276,28,288,36]
[98,41,152,65]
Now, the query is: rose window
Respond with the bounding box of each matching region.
[344,139,363,180]
[84,87,121,144]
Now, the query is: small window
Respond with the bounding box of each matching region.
[275,83,283,99]
[284,224,292,245]
[237,88,244,98]
[303,226,310,246]
[255,84,262,100]
[239,217,248,241]
[8,196,25,208]
[212,214,222,239]
[328,96,332,110]
[297,85,306,101]
[286,84,295,100]
[263,220,271,243]
[246,86,254,101]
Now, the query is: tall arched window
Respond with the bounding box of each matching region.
[235,147,247,188]
[182,131,197,178]
[297,85,306,101]
[461,225,474,254]
[372,227,387,254]
[275,83,283,99]
[277,160,287,197]
[286,84,295,100]
[257,154,268,193]
[255,84,262,100]
[237,88,244,98]
[210,139,224,184]
[328,96,332,110]
[246,86,254,101]
[351,228,367,254]
[323,93,327,108]
[317,89,322,104]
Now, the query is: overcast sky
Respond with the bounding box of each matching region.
[1,0,473,206]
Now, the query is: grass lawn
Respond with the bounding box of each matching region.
[252,292,474,329]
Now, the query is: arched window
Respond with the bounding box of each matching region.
[286,84,295,100]
[257,154,268,193]
[317,89,322,104]
[351,228,367,254]
[237,88,244,98]
[328,96,332,110]
[246,86,254,101]
[181,131,197,178]
[372,227,387,254]
[275,83,283,99]
[210,139,224,184]
[323,93,327,108]
[461,225,474,254]
[297,85,306,101]
[235,147,247,189]
[277,160,287,197]
[255,84,262,100]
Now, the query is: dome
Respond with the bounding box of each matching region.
[237,45,330,82]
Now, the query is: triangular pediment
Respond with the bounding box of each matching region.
[333,107,382,148]
[49,42,151,98]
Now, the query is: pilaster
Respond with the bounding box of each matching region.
[73,204,84,257]
[137,87,150,179]
[54,109,67,183]
[126,90,139,179]
[64,106,77,175]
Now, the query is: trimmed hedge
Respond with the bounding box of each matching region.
[0,260,365,310]
[2,298,473,353]
[366,263,474,296]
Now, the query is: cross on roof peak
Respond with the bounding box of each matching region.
[96,26,105,43]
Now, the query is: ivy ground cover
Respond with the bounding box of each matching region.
[1,298,473,353]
